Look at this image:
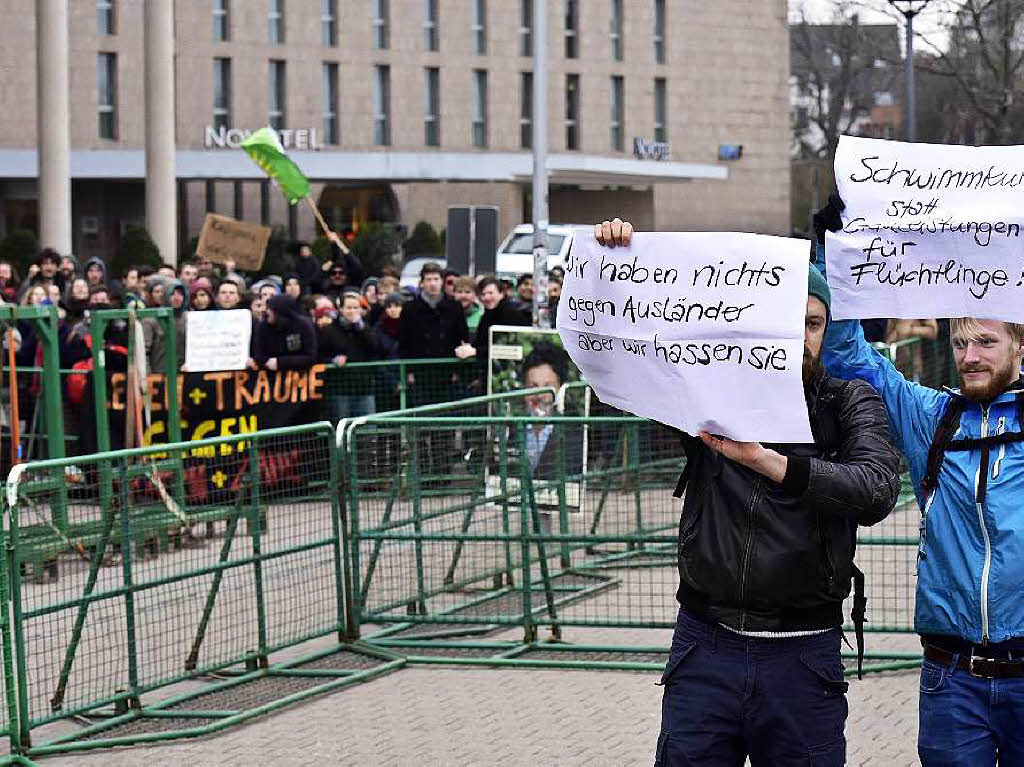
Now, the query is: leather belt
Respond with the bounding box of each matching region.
[923,644,1024,679]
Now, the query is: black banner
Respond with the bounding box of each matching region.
[108,364,328,445]
[88,365,328,505]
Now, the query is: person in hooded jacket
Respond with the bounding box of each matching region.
[251,294,317,371]
[147,279,187,372]
[189,277,214,311]
[84,257,107,288]
[374,293,403,360]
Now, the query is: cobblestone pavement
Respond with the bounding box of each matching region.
[41,662,921,766]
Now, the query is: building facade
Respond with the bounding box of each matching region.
[2,0,790,264]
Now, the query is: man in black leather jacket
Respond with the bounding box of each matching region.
[594,219,901,767]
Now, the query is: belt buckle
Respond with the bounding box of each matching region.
[969,654,992,678]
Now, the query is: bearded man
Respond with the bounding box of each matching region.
[596,219,901,766]
[814,194,1024,766]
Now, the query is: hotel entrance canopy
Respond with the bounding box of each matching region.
[0,149,728,186]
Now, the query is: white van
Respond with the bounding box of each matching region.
[495,224,581,280]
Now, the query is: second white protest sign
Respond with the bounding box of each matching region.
[825,135,1024,321]
[556,231,812,443]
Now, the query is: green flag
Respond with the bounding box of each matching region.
[239,127,310,204]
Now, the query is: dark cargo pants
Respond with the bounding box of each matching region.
[655,608,849,766]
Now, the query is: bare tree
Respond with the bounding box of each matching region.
[914,0,1024,143]
[859,0,1024,143]
[790,2,901,159]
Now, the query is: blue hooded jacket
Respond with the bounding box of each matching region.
[816,243,1024,644]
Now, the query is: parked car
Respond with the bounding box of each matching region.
[495,224,581,280]
[399,256,447,290]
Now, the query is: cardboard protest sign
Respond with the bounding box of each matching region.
[196,214,271,272]
[557,231,812,443]
[185,309,252,372]
[825,136,1024,321]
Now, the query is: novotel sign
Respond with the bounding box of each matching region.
[633,137,671,161]
[204,126,320,150]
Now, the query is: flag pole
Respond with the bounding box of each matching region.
[7,328,20,466]
[305,195,349,255]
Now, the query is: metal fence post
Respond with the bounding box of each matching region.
[117,459,141,711]
[515,424,535,643]
[408,427,427,615]
[0,490,23,753]
[247,442,269,667]
[330,426,357,642]
[345,423,364,630]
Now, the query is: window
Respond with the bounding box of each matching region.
[520,71,533,149]
[423,0,439,51]
[654,77,666,143]
[565,73,579,150]
[610,0,623,61]
[424,67,440,146]
[213,0,229,41]
[269,59,286,130]
[323,62,338,144]
[213,58,231,131]
[374,0,389,49]
[97,0,115,35]
[519,0,532,57]
[473,69,488,148]
[472,0,487,55]
[97,53,117,139]
[565,0,578,58]
[610,76,624,151]
[374,65,391,146]
[322,0,337,46]
[268,0,284,43]
[653,0,665,64]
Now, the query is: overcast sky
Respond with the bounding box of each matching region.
[789,0,949,48]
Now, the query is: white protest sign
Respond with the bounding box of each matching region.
[185,309,252,372]
[825,135,1024,321]
[556,231,813,443]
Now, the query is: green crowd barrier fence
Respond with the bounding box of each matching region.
[0,422,399,760]
[339,409,923,676]
[0,348,940,758]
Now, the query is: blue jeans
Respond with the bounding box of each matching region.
[328,394,375,422]
[918,653,1024,766]
[656,608,848,766]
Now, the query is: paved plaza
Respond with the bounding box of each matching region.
[43,660,921,766]
[8,439,925,765]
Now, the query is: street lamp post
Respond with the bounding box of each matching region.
[531,0,550,329]
[887,0,934,142]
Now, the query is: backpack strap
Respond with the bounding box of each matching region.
[921,396,967,499]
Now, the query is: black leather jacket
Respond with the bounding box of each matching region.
[675,368,901,632]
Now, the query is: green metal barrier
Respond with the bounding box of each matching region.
[0,306,65,470]
[321,358,484,418]
[344,413,923,675]
[1,423,399,758]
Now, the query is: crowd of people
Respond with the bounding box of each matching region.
[0,240,567,424]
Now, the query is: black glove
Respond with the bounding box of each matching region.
[812,191,846,245]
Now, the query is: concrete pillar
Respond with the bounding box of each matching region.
[144,0,178,265]
[36,0,72,253]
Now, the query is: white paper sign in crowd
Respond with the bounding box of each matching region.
[825,135,1024,322]
[556,231,813,443]
[184,309,252,372]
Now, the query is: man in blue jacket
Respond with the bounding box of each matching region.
[815,196,1024,765]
